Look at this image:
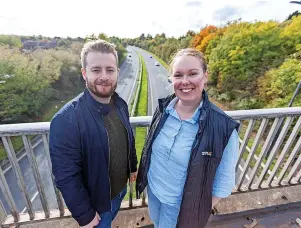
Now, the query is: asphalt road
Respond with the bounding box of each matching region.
[0,46,140,215]
[133,48,172,115]
[116,46,140,104]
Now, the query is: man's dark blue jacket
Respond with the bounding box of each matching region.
[49,89,137,226]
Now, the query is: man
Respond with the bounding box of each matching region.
[49,39,137,228]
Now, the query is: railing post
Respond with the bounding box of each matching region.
[236,119,255,172]
[0,166,19,222]
[22,135,50,218]
[2,136,35,220]
[237,118,269,190]
[129,126,136,208]
[0,200,6,225]
[142,190,147,206]
[258,117,294,187]
[42,134,65,216]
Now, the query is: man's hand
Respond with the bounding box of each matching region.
[80,212,100,228]
[130,172,137,182]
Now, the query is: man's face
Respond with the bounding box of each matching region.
[82,52,118,99]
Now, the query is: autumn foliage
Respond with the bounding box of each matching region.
[125,15,301,109]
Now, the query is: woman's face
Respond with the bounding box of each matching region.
[171,55,208,104]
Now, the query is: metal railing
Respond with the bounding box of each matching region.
[0,107,301,227]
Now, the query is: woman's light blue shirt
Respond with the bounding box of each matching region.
[147,97,239,205]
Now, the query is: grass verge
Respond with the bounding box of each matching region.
[134,53,148,159]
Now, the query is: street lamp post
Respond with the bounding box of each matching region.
[288,81,301,107]
[290,1,301,5]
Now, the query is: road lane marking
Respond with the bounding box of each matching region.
[21,191,39,213]
[3,139,43,174]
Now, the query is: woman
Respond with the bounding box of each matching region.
[136,48,239,228]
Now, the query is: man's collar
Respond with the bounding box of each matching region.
[84,88,114,115]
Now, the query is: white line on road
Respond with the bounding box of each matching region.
[21,191,39,213]
[3,139,43,174]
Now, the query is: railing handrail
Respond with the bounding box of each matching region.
[1,106,301,227]
[1,107,301,136]
[0,122,50,137]
[226,106,301,120]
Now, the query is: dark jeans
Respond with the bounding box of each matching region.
[95,186,127,228]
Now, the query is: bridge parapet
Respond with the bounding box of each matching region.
[0,107,301,227]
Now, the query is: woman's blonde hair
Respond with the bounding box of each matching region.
[169,48,207,74]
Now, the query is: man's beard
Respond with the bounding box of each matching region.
[86,78,117,98]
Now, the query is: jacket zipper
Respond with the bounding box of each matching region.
[104,128,112,212]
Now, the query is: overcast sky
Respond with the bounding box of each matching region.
[0,0,299,38]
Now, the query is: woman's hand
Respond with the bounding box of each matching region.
[130,172,137,182]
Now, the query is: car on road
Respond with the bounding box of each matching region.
[129,54,132,57]
[150,55,153,58]
[155,62,160,66]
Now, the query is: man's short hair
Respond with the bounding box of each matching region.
[81,39,118,69]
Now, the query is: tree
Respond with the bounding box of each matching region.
[160,33,166,39]
[139,33,145,41]
[85,33,97,41]
[209,21,286,94]
[186,30,196,37]
[0,43,83,123]
[191,25,218,49]
[281,15,301,53]
[146,34,153,40]
[258,50,301,107]
[0,35,22,48]
[0,47,58,122]
[98,33,108,41]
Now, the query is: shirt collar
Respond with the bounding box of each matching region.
[165,97,203,124]
[84,88,113,115]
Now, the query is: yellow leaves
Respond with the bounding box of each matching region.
[280,15,301,50]
[228,46,246,60]
[257,57,301,107]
